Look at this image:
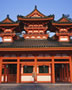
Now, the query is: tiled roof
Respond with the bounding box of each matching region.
[0,38,72,48]
[0,15,19,25]
[0,15,15,24]
[52,14,72,24]
[17,15,54,20]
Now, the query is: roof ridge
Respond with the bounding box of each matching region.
[0,15,15,23]
[26,6,46,17]
[57,14,71,22]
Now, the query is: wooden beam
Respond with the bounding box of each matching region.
[3,62,17,64]
[20,62,35,66]
[20,57,35,59]
[0,47,72,51]
[2,57,17,59]
[37,57,52,59]
[54,62,69,64]
[54,56,70,59]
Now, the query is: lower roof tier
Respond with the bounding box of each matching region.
[0,37,72,48]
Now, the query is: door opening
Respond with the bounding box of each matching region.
[55,64,70,83]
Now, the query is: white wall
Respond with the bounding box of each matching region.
[21,76,34,81]
[60,37,68,41]
[37,75,51,81]
[1,75,4,82]
[1,75,7,82]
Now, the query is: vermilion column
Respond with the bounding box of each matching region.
[4,65,6,83]
[69,57,72,83]
[64,65,66,82]
[60,68,62,81]
[62,66,63,82]
[34,57,37,82]
[17,58,20,83]
[66,64,69,82]
[52,57,55,83]
[0,57,2,83]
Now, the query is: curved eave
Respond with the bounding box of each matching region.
[0,23,19,26]
[18,17,54,21]
[52,22,72,26]
[0,47,72,51]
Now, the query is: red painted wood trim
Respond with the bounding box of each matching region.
[0,47,72,51]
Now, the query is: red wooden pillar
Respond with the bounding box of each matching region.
[0,57,2,83]
[66,64,69,82]
[60,68,62,81]
[69,57,72,83]
[16,58,20,83]
[34,57,37,83]
[62,65,64,82]
[4,65,6,82]
[64,65,66,81]
[52,57,55,83]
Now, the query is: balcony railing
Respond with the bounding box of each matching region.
[24,26,48,30]
[0,32,16,37]
[56,32,72,36]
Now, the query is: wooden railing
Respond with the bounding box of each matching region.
[56,32,72,36]
[24,26,48,30]
[0,33,16,37]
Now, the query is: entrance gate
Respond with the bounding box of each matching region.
[0,56,71,83]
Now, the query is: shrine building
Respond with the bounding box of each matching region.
[0,6,72,83]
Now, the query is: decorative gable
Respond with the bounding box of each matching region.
[58,14,70,23]
[59,18,70,22]
[31,10,42,17]
[1,15,14,23]
[26,6,45,18]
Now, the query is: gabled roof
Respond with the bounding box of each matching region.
[0,15,19,26]
[52,14,72,26]
[57,14,71,23]
[17,6,54,21]
[26,5,46,18]
[1,15,15,23]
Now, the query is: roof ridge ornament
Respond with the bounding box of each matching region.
[7,14,9,18]
[62,14,65,17]
[35,5,37,9]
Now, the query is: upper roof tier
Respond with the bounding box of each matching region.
[0,15,19,26]
[52,14,72,26]
[17,6,54,21]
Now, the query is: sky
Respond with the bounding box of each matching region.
[0,0,72,41]
[0,0,72,21]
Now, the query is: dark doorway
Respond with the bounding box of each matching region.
[55,64,70,83]
[7,64,17,83]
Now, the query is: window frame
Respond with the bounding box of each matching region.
[38,65,49,74]
[23,65,33,74]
